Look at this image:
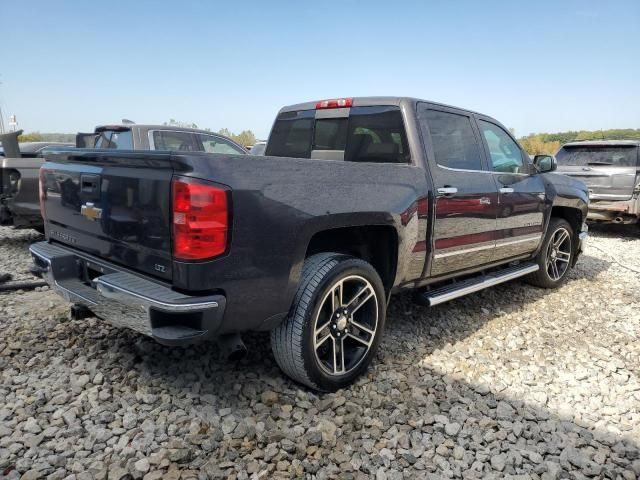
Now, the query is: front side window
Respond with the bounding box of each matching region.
[478,120,525,174]
[94,130,133,149]
[420,109,483,171]
[197,134,245,154]
[152,131,198,151]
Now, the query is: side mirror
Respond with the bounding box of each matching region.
[533,154,557,173]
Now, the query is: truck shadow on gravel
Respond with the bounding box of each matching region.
[589,223,640,241]
[126,252,611,392]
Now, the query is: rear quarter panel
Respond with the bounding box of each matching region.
[172,153,430,332]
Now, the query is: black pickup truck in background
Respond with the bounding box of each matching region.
[30,97,589,391]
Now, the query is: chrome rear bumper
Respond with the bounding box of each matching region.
[29,241,225,345]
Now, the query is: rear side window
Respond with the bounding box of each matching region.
[556,147,638,167]
[196,134,246,154]
[94,130,133,149]
[420,109,483,171]
[345,107,410,163]
[265,106,410,163]
[152,131,198,151]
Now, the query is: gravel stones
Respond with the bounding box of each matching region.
[1,224,640,478]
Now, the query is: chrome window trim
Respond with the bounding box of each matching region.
[436,164,532,176]
[434,243,495,259]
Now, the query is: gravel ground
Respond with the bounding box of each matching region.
[1,224,639,480]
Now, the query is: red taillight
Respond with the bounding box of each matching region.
[315,98,353,109]
[39,168,47,220]
[172,177,229,261]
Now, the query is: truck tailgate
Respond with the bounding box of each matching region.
[41,150,174,281]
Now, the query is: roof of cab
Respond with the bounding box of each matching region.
[94,124,219,136]
[278,96,484,116]
[563,140,640,148]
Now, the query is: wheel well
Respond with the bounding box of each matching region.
[550,206,582,234]
[305,225,398,292]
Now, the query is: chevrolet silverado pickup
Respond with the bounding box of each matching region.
[0,125,247,231]
[30,97,589,391]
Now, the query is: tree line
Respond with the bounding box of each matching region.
[518,128,640,155]
[16,126,640,154]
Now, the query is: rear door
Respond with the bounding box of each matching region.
[417,104,499,277]
[476,118,546,261]
[556,145,639,200]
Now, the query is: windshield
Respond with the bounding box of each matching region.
[265,106,410,163]
[556,146,638,167]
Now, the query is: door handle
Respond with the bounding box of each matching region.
[437,187,458,196]
[499,187,515,194]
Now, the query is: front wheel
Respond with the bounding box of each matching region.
[271,253,386,391]
[526,217,574,288]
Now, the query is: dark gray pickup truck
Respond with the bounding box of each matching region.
[30,97,589,391]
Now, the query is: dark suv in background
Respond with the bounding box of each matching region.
[556,140,640,225]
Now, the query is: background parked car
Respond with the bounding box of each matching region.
[556,140,640,225]
[1,125,248,232]
[250,141,267,155]
[85,124,249,153]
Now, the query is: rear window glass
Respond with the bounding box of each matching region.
[266,110,315,158]
[265,106,410,163]
[556,147,638,167]
[94,130,133,149]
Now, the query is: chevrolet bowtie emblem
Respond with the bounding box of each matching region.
[80,202,102,221]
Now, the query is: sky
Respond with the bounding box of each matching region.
[1,0,639,139]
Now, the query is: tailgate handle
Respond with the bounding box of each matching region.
[81,174,100,194]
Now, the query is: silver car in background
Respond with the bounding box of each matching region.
[556,140,640,225]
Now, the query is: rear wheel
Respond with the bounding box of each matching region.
[271,253,386,391]
[526,217,574,288]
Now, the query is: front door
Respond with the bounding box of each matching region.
[476,118,547,261]
[418,105,499,277]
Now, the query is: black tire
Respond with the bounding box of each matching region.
[526,217,574,288]
[271,253,386,392]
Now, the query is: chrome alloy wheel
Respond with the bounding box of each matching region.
[546,227,571,281]
[313,275,379,376]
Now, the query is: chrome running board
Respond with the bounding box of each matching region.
[418,263,539,307]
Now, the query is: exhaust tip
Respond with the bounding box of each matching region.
[217,333,247,362]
